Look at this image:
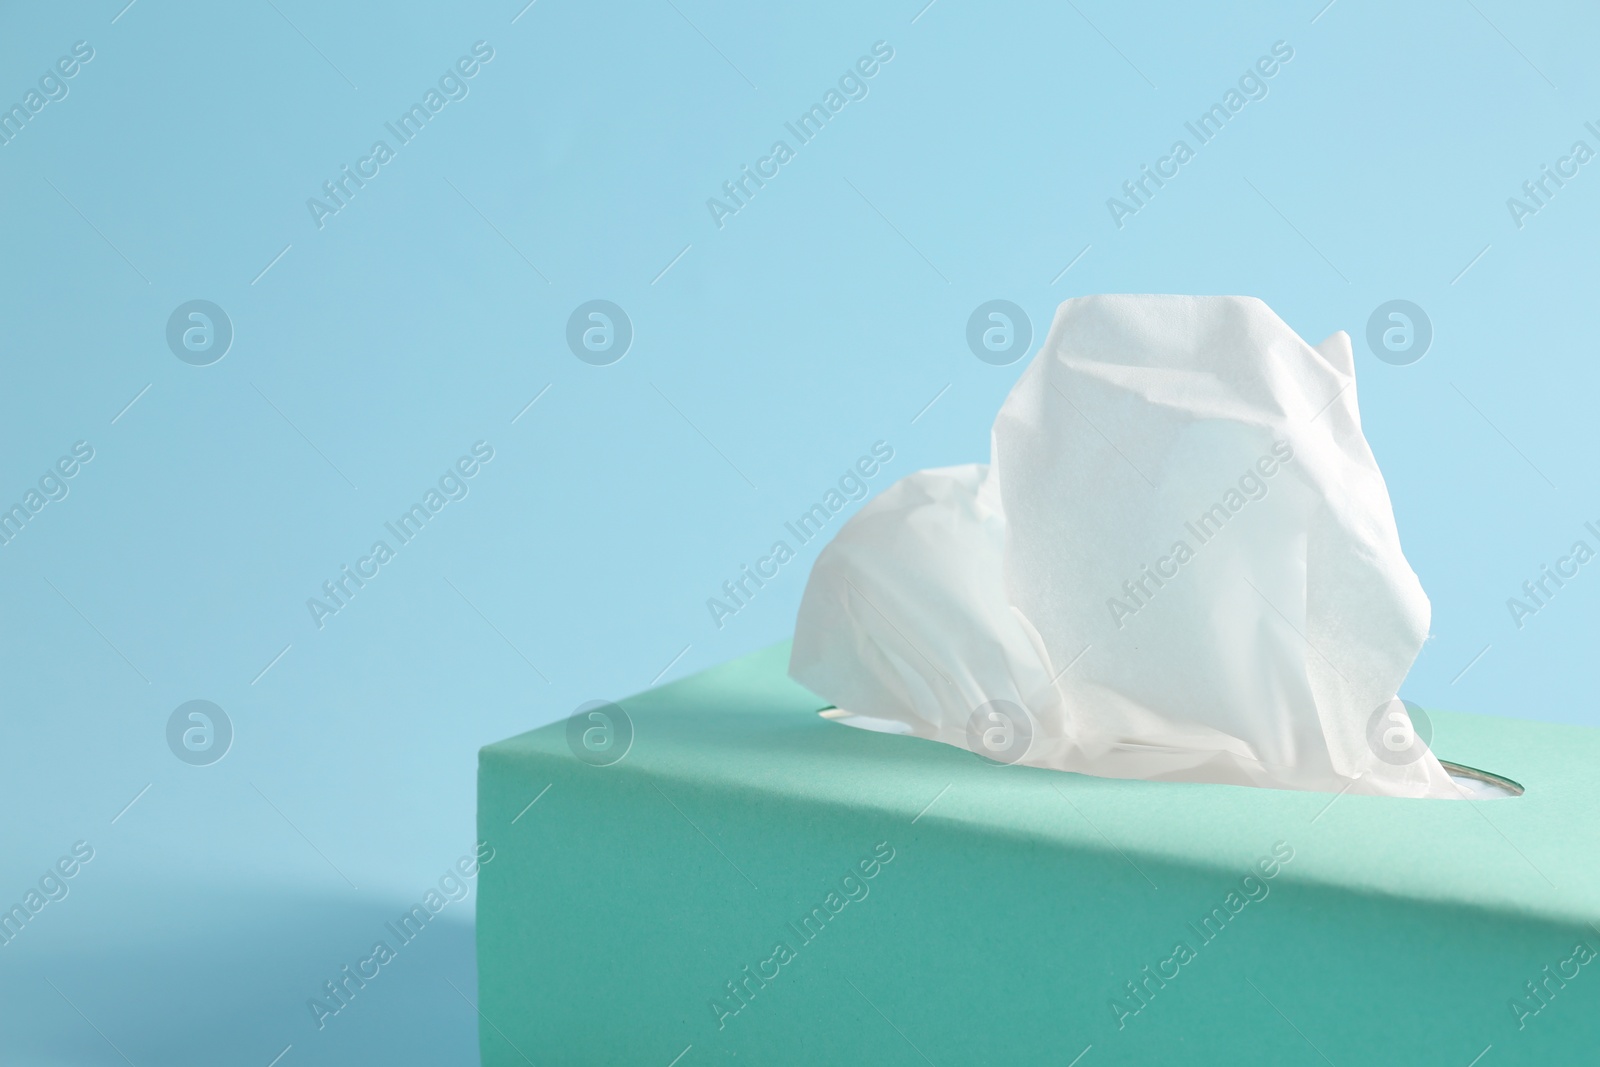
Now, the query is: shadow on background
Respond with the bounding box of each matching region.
[0,887,481,1066]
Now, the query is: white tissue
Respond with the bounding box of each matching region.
[790,295,1459,797]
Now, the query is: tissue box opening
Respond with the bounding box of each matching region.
[817,709,1525,798]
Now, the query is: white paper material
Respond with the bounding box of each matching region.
[790,295,1460,797]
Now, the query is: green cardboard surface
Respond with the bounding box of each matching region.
[477,642,1600,1065]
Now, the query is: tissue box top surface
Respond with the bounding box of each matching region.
[480,641,1600,926]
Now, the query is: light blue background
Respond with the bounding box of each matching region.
[1,0,1596,1063]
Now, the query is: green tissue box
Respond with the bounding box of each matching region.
[476,643,1600,1065]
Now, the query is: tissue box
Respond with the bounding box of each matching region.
[477,643,1600,1065]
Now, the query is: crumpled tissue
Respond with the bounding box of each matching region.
[790,295,1459,797]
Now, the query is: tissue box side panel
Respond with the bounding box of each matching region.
[478,746,1598,1065]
